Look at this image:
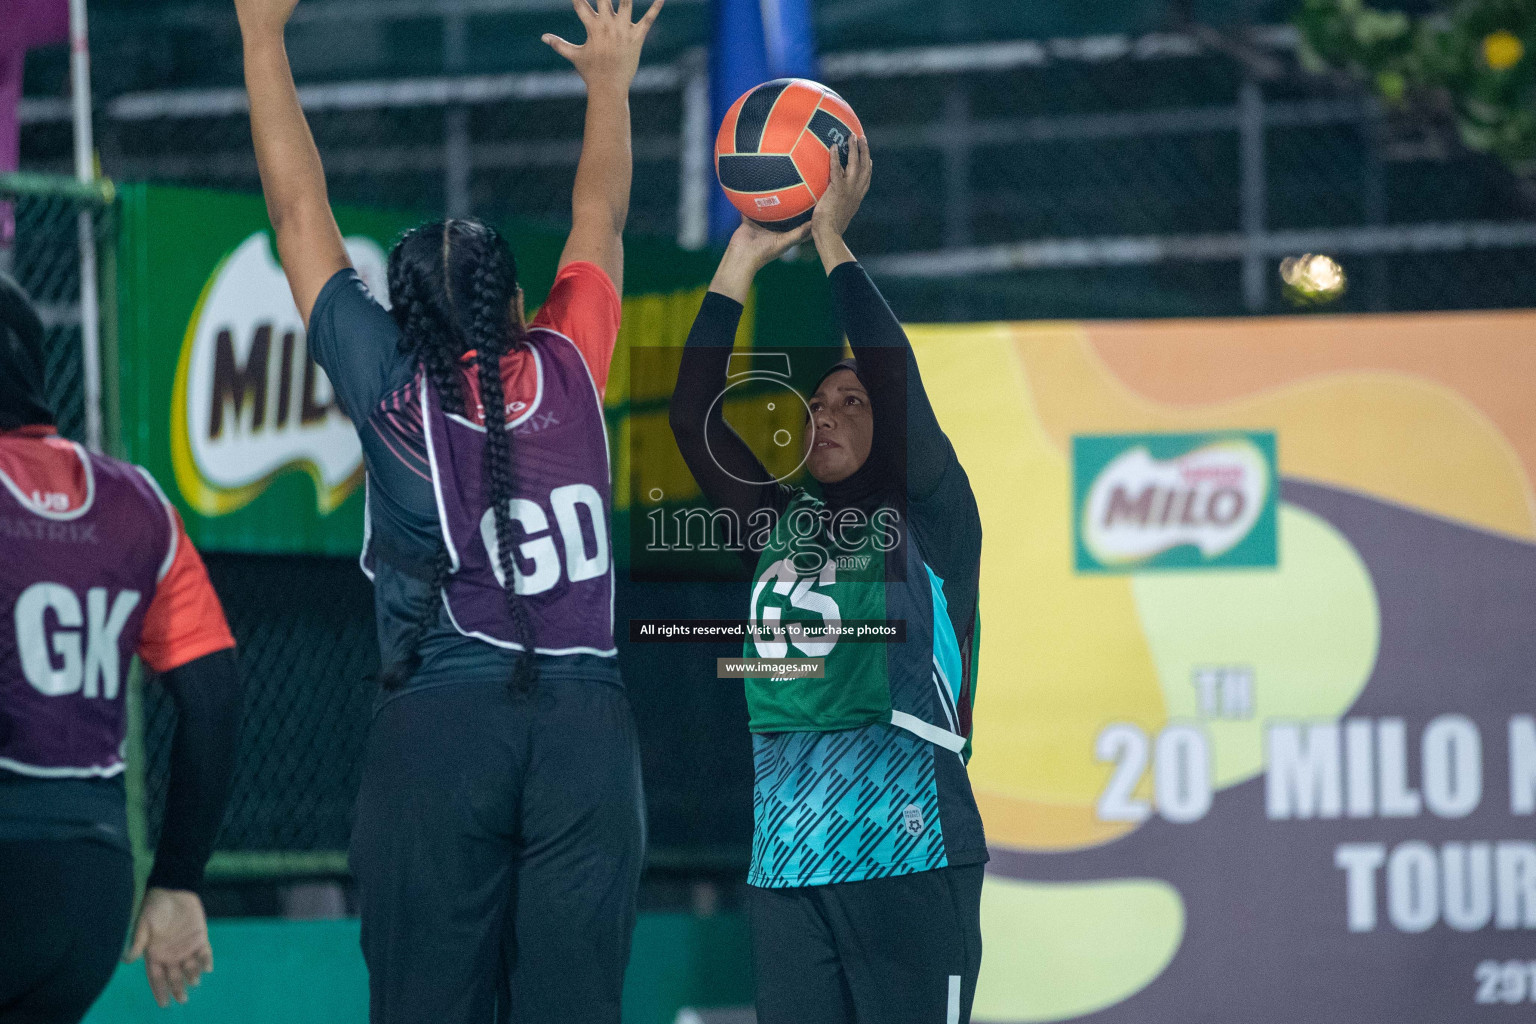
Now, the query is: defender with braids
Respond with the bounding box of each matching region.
[236,1,661,1021]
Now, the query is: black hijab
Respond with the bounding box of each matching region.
[0,273,53,431]
[810,357,893,513]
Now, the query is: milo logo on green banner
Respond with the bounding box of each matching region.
[1073,431,1278,572]
[171,232,387,518]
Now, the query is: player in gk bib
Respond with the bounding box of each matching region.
[0,274,242,1022]
[237,0,662,1020]
[670,139,987,1024]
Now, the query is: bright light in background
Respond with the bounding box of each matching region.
[1280,253,1347,306]
[1483,30,1525,72]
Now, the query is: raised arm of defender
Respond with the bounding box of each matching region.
[236,0,350,327]
[544,0,664,295]
[238,0,662,326]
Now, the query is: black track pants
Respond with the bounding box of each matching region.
[0,839,134,1024]
[349,676,646,1024]
[749,864,985,1024]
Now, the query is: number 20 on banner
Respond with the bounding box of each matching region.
[1095,723,1213,824]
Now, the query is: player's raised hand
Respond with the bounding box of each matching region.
[233,0,302,38]
[124,888,215,1008]
[812,135,873,241]
[729,218,813,271]
[542,0,664,90]
[708,218,812,302]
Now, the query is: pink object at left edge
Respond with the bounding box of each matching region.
[1,0,71,244]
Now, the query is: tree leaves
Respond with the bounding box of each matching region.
[1297,0,1536,175]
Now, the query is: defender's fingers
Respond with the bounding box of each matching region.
[571,0,595,22]
[542,33,579,59]
[618,0,632,17]
[638,0,664,31]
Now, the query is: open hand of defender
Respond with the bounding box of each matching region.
[124,887,215,1008]
[543,0,665,89]
[233,0,302,36]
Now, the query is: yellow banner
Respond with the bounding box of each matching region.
[914,311,1536,1023]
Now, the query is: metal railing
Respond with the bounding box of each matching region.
[19,23,1536,315]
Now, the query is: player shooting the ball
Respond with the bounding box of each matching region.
[235,0,659,1020]
[670,137,988,1023]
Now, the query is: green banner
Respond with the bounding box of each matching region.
[115,183,835,557]
[1072,430,1278,573]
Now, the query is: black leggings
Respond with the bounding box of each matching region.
[349,676,646,1024]
[0,839,134,1024]
[750,863,986,1024]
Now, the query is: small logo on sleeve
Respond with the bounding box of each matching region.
[902,804,926,837]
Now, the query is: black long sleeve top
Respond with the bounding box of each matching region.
[148,647,242,891]
[669,261,983,648]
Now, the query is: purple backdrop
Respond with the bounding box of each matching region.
[1,0,69,244]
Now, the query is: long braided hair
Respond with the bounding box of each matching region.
[377,218,538,693]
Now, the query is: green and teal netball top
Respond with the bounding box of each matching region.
[743,491,984,886]
[743,492,974,748]
[673,264,989,889]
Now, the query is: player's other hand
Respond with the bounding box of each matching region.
[710,219,812,301]
[234,0,302,38]
[812,135,873,241]
[728,218,813,272]
[124,887,215,1008]
[542,0,664,90]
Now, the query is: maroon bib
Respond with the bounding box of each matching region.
[1,442,173,777]
[421,328,616,656]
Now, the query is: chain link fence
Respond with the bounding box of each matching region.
[0,176,114,444]
[140,554,379,878]
[20,19,1536,322]
[138,562,757,880]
